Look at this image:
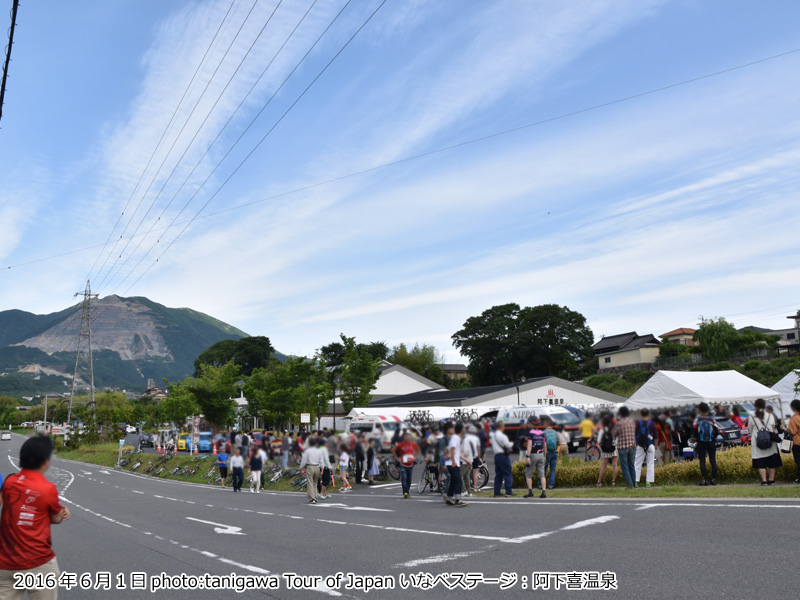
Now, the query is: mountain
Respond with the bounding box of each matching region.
[0,295,249,397]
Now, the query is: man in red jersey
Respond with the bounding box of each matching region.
[0,436,70,599]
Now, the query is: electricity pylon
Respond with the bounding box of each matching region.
[66,281,98,425]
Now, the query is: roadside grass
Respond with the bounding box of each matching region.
[473,485,800,499]
[54,443,347,494]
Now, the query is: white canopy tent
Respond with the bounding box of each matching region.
[771,370,799,419]
[624,370,779,411]
[345,406,495,423]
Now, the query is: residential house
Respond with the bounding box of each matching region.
[660,328,697,346]
[442,363,469,382]
[593,331,660,370]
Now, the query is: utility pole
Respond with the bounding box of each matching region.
[67,281,99,426]
[0,0,20,125]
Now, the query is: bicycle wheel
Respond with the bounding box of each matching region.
[387,461,400,481]
[475,465,490,490]
[417,471,429,494]
[586,444,601,462]
[376,463,388,482]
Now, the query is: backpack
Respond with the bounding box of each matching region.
[754,418,773,451]
[544,429,558,451]
[635,420,650,449]
[599,428,615,454]
[530,430,545,452]
[697,419,714,443]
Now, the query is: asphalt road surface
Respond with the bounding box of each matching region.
[1,433,796,600]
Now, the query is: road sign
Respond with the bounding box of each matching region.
[51,427,61,435]
[119,439,124,447]
[300,413,311,424]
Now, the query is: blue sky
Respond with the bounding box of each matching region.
[2,0,799,361]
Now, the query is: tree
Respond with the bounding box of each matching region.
[339,335,381,414]
[388,343,446,385]
[194,336,275,377]
[452,303,594,385]
[170,361,240,428]
[694,318,741,362]
[358,341,389,361]
[161,380,199,425]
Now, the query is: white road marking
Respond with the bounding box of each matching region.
[315,503,393,512]
[185,517,245,535]
[132,490,144,495]
[635,502,800,509]
[506,515,620,544]
[394,551,486,568]
[560,515,620,530]
[367,482,402,488]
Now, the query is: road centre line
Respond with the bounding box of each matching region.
[394,550,487,568]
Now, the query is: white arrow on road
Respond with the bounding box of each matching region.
[185,517,245,535]
[315,503,393,512]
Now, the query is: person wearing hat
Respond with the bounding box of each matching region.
[524,415,547,499]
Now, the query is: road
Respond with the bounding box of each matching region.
[1,433,796,599]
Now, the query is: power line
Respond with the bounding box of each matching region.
[0,0,20,125]
[86,0,236,284]
[100,0,321,295]
[93,0,264,292]
[3,46,799,274]
[113,0,373,295]
[96,0,292,295]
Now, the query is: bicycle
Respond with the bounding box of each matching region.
[465,460,490,491]
[379,456,399,481]
[417,461,442,494]
[584,438,602,462]
[130,460,143,471]
[291,474,308,491]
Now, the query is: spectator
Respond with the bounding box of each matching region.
[579,412,594,453]
[491,421,515,497]
[766,404,785,433]
[694,402,720,486]
[597,414,618,487]
[241,431,251,459]
[338,443,352,492]
[319,445,333,499]
[354,435,366,485]
[257,443,268,489]
[367,438,380,485]
[216,446,229,487]
[613,406,637,489]
[281,430,291,469]
[751,398,782,485]
[393,431,420,499]
[730,407,745,430]
[230,447,244,492]
[437,423,453,499]
[445,423,468,507]
[557,425,570,461]
[0,436,70,599]
[524,415,547,499]
[299,437,323,504]
[634,408,657,488]
[789,399,800,484]
[543,417,559,490]
[655,413,674,465]
[248,444,263,493]
[461,425,482,496]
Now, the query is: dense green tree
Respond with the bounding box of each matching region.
[339,335,381,413]
[693,318,741,362]
[161,380,199,426]
[194,336,275,377]
[388,343,446,385]
[358,341,389,361]
[169,361,240,427]
[452,303,594,385]
[658,340,691,358]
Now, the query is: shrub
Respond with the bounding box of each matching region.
[509,446,796,488]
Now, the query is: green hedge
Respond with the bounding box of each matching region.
[511,446,798,488]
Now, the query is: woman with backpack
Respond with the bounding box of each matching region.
[751,397,782,485]
[596,414,618,487]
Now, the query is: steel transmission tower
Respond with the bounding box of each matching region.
[67,281,99,425]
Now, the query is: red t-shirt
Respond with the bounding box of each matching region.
[0,470,63,570]
[394,442,419,467]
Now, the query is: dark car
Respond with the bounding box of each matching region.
[714,417,743,446]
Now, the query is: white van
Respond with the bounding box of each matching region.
[495,406,582,452]
[345,415,413,453]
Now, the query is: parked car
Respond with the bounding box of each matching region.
[125,424,138,434]
[1,431,11,441]
[187,432,213,453]
[496,406,583,452]
[21,422,33,429]
[177,435,189,451]
[714,417,743,446]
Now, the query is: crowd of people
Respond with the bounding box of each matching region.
[146,398,800,503]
